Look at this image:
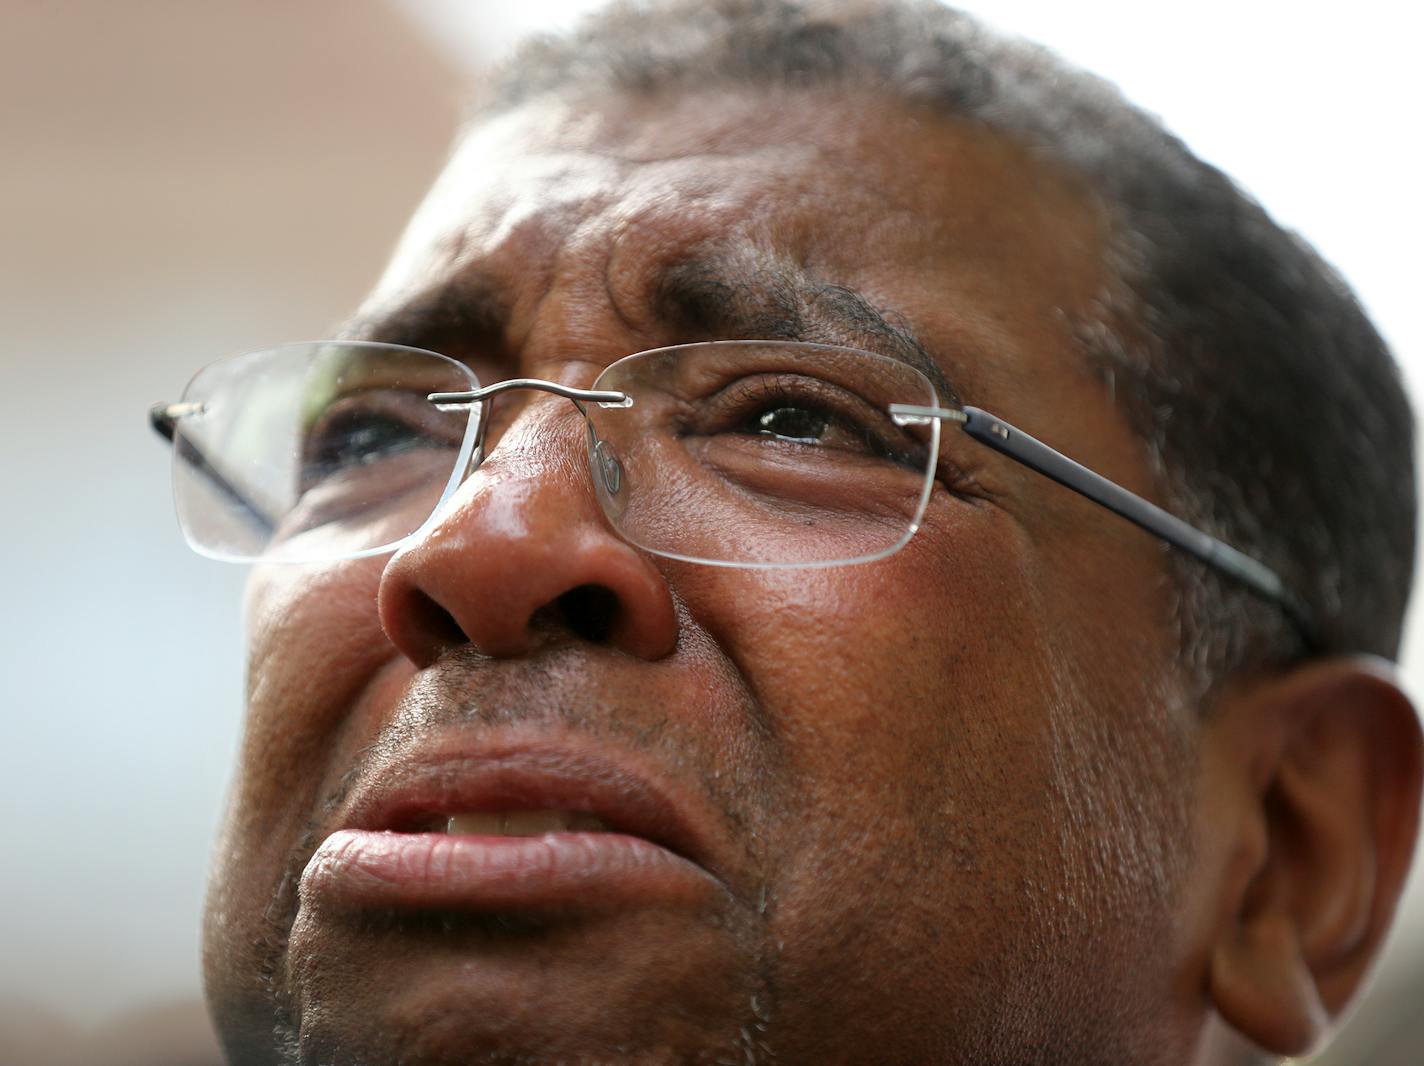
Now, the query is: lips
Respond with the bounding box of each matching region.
[299,743,729,914]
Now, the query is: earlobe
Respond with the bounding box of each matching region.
[1203,657,1423,1058]
[1209,910,1328,1054]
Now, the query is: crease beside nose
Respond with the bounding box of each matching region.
[376,448,679,666]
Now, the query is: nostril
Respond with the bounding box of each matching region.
[408,588,467,654]
[554,584,620,644]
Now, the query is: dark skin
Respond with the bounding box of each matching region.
[202,86,1423,1064]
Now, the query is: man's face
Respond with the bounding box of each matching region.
[205,87,1202,1064]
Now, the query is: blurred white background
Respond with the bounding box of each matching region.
[1,1,1419,1062]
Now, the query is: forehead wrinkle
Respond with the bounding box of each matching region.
[653,250,961,405]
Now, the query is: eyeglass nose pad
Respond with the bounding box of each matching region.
[588,432,628,522]
[595,439,623,496]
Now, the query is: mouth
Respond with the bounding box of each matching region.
[299,742,729,915]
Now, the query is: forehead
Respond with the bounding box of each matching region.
[366,86,1113,404]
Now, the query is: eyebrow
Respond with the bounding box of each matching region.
[654,255,962,405]
[343,256,961,406]
[342,279,508,358]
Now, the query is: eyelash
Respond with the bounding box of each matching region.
[691,374,924,460]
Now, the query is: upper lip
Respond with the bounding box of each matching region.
[332,735,726,880]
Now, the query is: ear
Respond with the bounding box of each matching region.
[1203,656,1422,1057]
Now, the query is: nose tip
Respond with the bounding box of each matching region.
[375,437,678,667]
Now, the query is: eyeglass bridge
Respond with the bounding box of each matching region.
[427,378,633,498]
[428,379,632,411]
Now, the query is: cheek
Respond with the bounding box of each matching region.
[689,500,1060,856]
[700,499,1050,799]
[207,558,402,1034]
[227,559,397,858]
[679,502,1109,1042]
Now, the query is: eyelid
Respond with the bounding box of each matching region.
[703,371,891,420]
[692,372,922,457]
[310,387,467,443]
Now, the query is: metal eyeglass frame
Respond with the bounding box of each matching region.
[886,401,1317,650]
[151,353,1317,649]
[421,379,1316,648]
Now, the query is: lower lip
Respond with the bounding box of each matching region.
[301,829,720,912]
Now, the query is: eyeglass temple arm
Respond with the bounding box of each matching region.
[149,403,277,537]
[892,403,1319,650]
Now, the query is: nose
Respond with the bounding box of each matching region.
[377,401,678,666]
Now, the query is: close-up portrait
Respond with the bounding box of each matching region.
[3,2,1422,1064]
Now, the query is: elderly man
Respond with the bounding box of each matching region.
[152,1,1421,1063]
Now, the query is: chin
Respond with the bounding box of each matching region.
[268,902,768,1065]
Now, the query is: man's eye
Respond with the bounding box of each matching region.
[753,406,831,443]
[692,375,922,467]
[305,410,419,476]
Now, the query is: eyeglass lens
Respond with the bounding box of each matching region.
[587,342,940,567]
[169,340,941,567]
[171,342,479,562]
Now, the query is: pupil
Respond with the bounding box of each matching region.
[344,420,406,459]
[757,407,828,442]
[313,415,412,473]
